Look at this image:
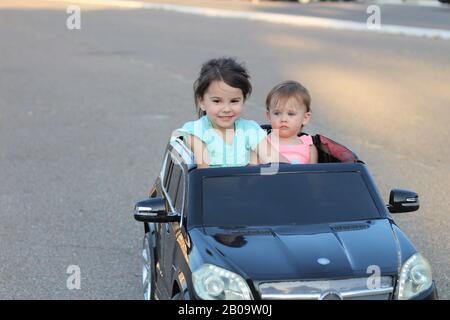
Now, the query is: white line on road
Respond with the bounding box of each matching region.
[42,0,450,40]
[363,0,445,8]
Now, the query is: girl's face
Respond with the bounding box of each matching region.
[198,81,244,130]
[266,97,311,139]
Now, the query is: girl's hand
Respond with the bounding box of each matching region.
[249,150,259,165]
[186,134,210,168]
[256,138,290,164]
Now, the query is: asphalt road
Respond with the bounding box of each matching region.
[0,0,449,299]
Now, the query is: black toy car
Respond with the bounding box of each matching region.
[133,127,438,300]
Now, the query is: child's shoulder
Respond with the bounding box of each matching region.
[299,134,314,146]
[236,118,264,131]
[179,115,211,131]
[177,116,216,143]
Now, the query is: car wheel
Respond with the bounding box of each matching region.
[171,291,183,300]
[142,232,156,300]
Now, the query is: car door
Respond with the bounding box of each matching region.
[154,152,173,298]
[160,157,184,297]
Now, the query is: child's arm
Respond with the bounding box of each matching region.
[310,144,319,164]
[186,134,210,168]
[249,150,259,165]
[256,138,289,164]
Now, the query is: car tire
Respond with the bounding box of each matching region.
[171,291,184,300]
[142,232,156,300]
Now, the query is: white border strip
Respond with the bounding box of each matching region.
[365,0,445,8]
[42,0,450,40]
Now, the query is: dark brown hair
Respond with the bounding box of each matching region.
[266,80,311,113]
[193,57,252,118]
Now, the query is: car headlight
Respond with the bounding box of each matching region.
[397,253,433,300]
[192,264,253,300]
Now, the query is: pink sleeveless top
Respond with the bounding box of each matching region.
[268,135,313,164]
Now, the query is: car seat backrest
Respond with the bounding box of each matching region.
[316,135,359,163]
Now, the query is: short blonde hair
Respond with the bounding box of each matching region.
[266,80,311,112]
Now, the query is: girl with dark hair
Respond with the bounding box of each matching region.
[175,57,287,168]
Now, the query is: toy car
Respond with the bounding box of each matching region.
[133,126,438,300]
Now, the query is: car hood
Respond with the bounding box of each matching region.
[201,219,399,280]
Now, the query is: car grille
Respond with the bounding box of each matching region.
[258,277,394,300]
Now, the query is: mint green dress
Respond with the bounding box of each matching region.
[177,115,267,167]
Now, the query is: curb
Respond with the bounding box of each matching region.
[361,0,445,7]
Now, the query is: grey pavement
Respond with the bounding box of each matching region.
[0,0,449,299]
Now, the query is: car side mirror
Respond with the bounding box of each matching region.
[134,198,180,223]
[388,189,419,213]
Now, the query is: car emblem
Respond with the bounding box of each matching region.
[319,290,343,300]
[317,258,330,265]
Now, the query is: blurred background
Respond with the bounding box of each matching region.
[0,0,449,299]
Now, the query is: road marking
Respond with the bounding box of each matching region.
[41,0,450,40]
[364,0,445,8]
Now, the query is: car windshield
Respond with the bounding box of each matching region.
[202,172,381,227]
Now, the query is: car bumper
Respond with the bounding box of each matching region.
[410,282,438,300]
[188,282,439,300]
